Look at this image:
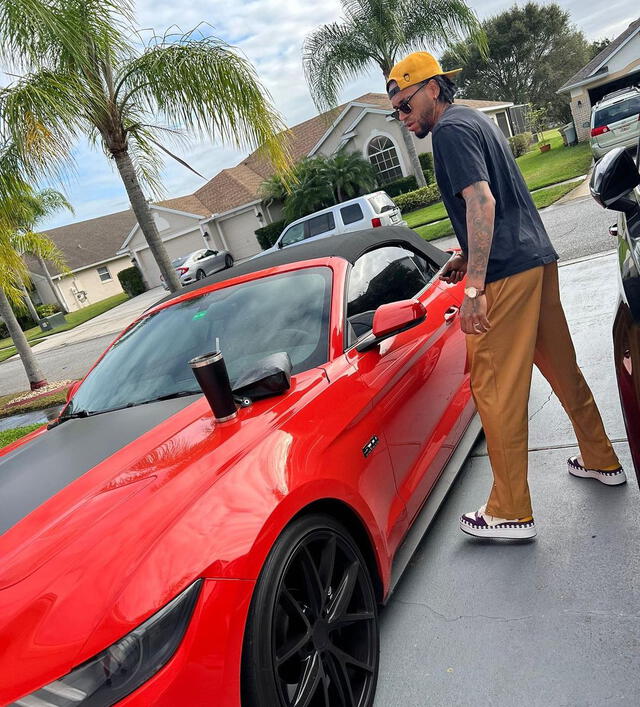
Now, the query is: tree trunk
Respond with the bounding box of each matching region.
[0,287,47,390]
[111,149,182,292]
[400,124,427,188]
[19,281,40,322]
[37,255,68,313]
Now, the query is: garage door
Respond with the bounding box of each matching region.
[218,210,262,262]
[137,230,207,287]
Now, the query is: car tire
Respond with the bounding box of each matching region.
[225,255,234,269]
[196,269,206,280]
[242,513,379,707]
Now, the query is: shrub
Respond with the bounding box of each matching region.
[418,152,434,171]
[508,132,533,158]
[393,183,441,212]
[382,175,418,197]
[117,266,146,298]
[36,304,60,318]
[255,219,286,250]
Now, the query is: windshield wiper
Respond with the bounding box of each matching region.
[134,390,201,405]
[47,409,92,429]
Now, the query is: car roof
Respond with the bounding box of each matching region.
[154,226,451,308]
[284,191,390,229]
[595,87,640,108]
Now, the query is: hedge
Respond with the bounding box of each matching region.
[393,183,441,212]
[383,174,418,197]
[117,266,146,298]
[255,219,285,250]
[418,152,434,171]
[508,132,533,158]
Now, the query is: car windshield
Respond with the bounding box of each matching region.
[171,256,189,267]
[68,267,332,415]
[594,96,640,128]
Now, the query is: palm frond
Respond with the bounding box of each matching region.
[0,69,86,181]
[114,27,291,174]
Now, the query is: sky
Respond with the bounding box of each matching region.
[16,0,637,230]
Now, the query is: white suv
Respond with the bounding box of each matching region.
[590,87,640,160]
[258,191,406,256]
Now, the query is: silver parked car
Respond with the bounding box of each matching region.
[590,87,640,160]
[162,248,234,289]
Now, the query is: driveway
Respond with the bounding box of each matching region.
[374,252,639,706]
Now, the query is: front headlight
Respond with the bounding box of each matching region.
[11,580,202,707]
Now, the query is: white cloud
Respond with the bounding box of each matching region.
[36,0,636,230]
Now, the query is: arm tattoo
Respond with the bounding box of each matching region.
[463,182,495,290]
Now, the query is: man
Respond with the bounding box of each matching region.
[387,52,625,539]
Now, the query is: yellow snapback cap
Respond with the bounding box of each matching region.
[387,52,462,95]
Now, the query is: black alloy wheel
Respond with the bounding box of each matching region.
[225,254,234,269]
[196,269,206,280]
[242,514,379,707]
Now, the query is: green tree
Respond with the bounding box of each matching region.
[0,178,70,389]
[303,0,485,189]
[261,148,376,222]
[0,2,289,292]
[441,3,592,123]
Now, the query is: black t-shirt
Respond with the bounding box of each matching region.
[432,104,558,283]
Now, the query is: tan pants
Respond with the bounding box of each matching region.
[466,262,619,518]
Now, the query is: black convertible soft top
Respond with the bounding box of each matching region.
[155,226,452,308]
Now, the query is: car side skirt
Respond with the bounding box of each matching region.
[387,413,483,599]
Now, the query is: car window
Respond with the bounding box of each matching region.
[68,268,333,414]
[345,246,439,345]
[594,97,640,127]
[367,193,397,214]
[280,223,305,247]
[340,204,364,225]
[171,256,188,267]
[204,249,217,257]
[307,212,336,238]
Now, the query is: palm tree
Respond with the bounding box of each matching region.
[0,2,289,292]
[261,149,376,222]
[303,0,486,188]
[0,182,70,390]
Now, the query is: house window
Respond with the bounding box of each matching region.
[97,266,112,282]
[367,136,403,184]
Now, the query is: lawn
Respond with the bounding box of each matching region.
[413,179,580,243]
[0,292,128,361]
[516,130,592,192]
[404,202,448,228]
[0,423,42,448]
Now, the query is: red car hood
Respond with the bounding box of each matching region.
[0,369,327,702]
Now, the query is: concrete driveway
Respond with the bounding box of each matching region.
[374,252,639,706]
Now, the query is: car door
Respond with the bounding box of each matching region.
[201,248,224,275]
[339,202,366,233]
[343,245,472,521]
[304,212,338,243]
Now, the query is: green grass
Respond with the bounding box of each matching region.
[531,181,579,209]
[0,423,42,448]
[0,292,128,356]
[415,218,454,241]
[516,130,592,192]
[404,202,448,228]
[0,387,69,418]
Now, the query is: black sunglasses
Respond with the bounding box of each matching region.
[390,79,433,120]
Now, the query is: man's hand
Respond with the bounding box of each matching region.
[461,294,490,335]
[439,254,467,284]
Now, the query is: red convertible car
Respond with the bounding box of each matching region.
[0,227,478,707]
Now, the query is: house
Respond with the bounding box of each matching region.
[32,92,515,298]
[558,17,640,142]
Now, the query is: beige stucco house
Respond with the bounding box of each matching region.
[32,92,516,301]
[558,17,640,142]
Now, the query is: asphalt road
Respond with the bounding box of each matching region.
[0,195,619,396]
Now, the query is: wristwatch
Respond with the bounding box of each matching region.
[464,286,485,299]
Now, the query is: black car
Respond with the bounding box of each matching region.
[590,147,640,482]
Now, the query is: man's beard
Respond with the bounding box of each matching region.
[414,123,430,139]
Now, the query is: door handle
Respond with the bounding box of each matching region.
[444,306,459,323]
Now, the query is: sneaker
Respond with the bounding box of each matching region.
[567,456,626,486]
[459,505,537,539]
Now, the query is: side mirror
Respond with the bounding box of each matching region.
[356,299,426,352]
[232,352,292,400]
[590,147,640,213]
[66,380,81,402]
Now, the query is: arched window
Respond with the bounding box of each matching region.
[367,136,403,184]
